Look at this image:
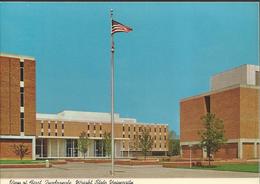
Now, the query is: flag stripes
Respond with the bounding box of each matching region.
[111,20,132,35]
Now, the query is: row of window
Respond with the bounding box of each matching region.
[20,61,24,133]
[122,126,167,133]
[41,122,64,129]
[122,134,167,141]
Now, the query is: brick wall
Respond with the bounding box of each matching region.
[0,139,32,160]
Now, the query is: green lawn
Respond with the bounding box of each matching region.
[0,160,45,164]
[190,163,259,173]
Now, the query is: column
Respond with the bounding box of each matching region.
[57,139,60,158]
[238,141,243,159]
[41,138,43,158]
[32,137,36,160]
[254,142,257,158]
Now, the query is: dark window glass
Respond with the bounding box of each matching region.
[20,68,24,81]
[160,136,161,140]
[100,134,102,137]
[94,125,96,130]
[20,62,24,67]
[123,134,125,138]
[48,133,50,136]
[87,134,89,137]
[88,125,90,130]
[139,127,141,132]
[20,87,24,93]
[62,133,64,136]
[154,136,156,140]
[154,128,156,132]
[48,123,50,129]
[20,93,24,107]
[134,135,136,139]
[123,126,125,131]
[134,127,135,131]
[20,112,24,118]
[20,118,24,132]
[149,128,151,132]
[41,123,43,128]
[55,133,57,136]
[62,124,64,129]
[100,126,102,130]
[154,144,156,148]
[160,144,161,148]
[159,128,161,132]
[164,144,166,148]
[128,134,130,138]
[55,124,57,129]
[41,132,43,136]
[128,127,130,131]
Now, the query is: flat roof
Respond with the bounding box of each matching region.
[0,53,35,61]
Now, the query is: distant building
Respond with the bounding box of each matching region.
[0,53,168,160]
[180,64,259,159]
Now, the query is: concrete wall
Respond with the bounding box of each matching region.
[211,64,259,91]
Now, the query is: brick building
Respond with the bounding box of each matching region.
[180,64,260,160]
[0,53,168,160]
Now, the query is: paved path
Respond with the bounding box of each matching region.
[0,162,259,178]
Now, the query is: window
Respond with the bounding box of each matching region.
[100,126,102,130]
[160,144,161,148]
[164,136,166,140]
[20,62,24,67]
[139,127,141,132]
[149,128,151,132]
[123,126,125,131]
[20,118,24,132]
[128,134,130,138]
[20,93,24,107]
[20,67,24,81]
[100,134,102,137]
[87,134,90,137]
[160,136,161,140]
[20,87,24,93]
[154,136,156,140]
[41,132,43,136]
[134,127,135,131]
[62,124,64,129]
[88,125,90,130]
[48,123,50,129]
[134,135,136,139]
[128,127,130,131]
[55,133,57,136]
[154,144,156,148]
[164,128,166,132]
[164,144,166,148]
[55,123,57,129]
[94,125,96,130]
[62,133,64,136]
[48,133,50,136]
[41,123,43,129]
[159,128,161,132]
[154,128,156,132]
[123,134,125,138]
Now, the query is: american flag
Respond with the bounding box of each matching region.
[111,20,133,35]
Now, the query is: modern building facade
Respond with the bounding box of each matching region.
[0,53,168,160]
[180,64,260,160]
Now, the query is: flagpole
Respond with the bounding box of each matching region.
[110,9,115,176]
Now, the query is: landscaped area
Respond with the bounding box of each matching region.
[187,163,259,173]
[0,160,45,164]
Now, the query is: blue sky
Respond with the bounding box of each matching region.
[0,2,259,135]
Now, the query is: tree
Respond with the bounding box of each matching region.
[11,143,30,160]
[198,113,226,166]
[167,130,180,156]
[78,131,90,159]
[102,131,112,157]
[138,128,153,159]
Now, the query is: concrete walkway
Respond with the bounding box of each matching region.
[0,162,259,178]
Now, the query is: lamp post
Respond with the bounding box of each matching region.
[189,144,192,168]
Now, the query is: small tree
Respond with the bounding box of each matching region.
[168,130,180,156]
[138,128,153,159]
[198,113,226,166]
[102,131,112,157]
[78,131,90,159]
[11,144,30,160]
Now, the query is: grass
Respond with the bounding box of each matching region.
[189,163,259,173]
[0,160,45,164]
